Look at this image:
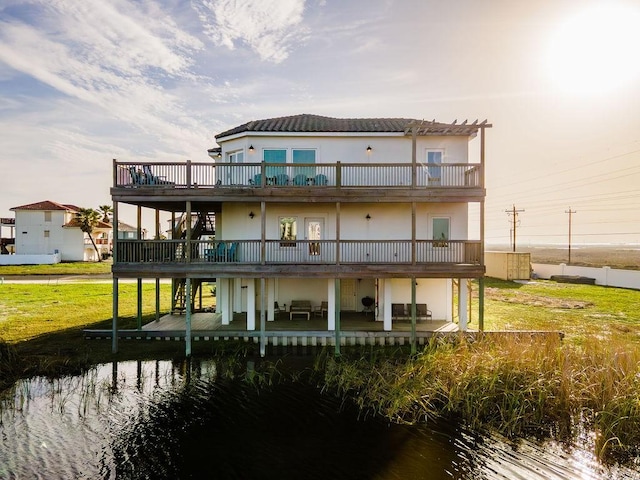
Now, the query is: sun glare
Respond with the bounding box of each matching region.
[546,3,640,95]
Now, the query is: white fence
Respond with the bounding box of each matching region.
[0,253,62,265]
[532,263,640,290]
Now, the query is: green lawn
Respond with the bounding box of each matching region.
[0,261,112,275]
[482,278,640,344]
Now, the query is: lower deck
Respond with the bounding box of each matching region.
[85,311,460,347]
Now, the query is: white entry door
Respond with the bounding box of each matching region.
[340,278,357,311]
[305,218,323,257]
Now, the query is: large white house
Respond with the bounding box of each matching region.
[109,114,491,355]
[10,200,112,262]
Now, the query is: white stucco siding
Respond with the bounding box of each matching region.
[15,210,68,256]
[220,203,468,241]
[389,278,450,320]
[218,134,470,165]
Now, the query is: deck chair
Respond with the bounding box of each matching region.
[251,173,262,186]
[314,173,328,186]
[293,173,307,186]
[227,242,238,262]
[275,173,289,185]
[392,303,406,320]
[216,242,227,262]
[416,303,432,320]
[314,301,328,317]
[143,165,167,185]
[129,166,143,185]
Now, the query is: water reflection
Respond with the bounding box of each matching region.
[0,357,638,479]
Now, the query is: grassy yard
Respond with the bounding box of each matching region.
[482,277,640,344]
[0,261,112,275]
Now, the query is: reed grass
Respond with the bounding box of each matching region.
[319,334,640,462]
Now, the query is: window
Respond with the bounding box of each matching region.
[44,230,50,238]
[426,150,443,184]
[432,218,449,247]
[264,149,286,177]
[44,211,52,222]
[292,149,316,179]
[279,216,297,247]
[226,150,244,184]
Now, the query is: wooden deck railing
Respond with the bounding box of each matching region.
[115,239,482,265]
[114,160,482,189]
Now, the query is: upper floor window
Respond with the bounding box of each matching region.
[44,230,50,238]
[264,149,286,177]
[44,211,52,222]
[426,150,443,185]
[228,151,244,163]
[292,149,316,179]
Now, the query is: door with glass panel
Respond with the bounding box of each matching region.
[305,218,323,257]
[226,150,244,185]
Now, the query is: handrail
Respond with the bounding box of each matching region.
[115,239,482,265]
[113,161,483,189]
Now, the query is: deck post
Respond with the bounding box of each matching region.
[185,278,192,356]
[478,277,485,331]
[459,279,468,331]
[411,277,417,355]
[137,278,142,330]
[155,279,160,322]
[247,279,256,330]
[334,278,341,356]
[260,278,266,357]
[112,277,119,353]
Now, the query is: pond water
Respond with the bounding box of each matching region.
[1,357,639,480]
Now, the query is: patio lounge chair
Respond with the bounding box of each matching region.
[143,165,168,185]
[392,303,406,320]
[250,173,262,186]
[293,174,307,186]
[275,173,289,185]
[314,173,328,186]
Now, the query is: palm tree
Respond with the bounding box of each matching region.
[76,208,102,262]
[98,204,113,223]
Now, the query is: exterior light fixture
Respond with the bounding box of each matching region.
[249,211,255,219]
[366,145,372,153]
[249,145,255,153]
[365,214,371,220]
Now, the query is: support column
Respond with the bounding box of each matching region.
[267,278,276,322]
[334,278,341,356]
[185,278,192,356]
[478,277,485,331]
[260,278,266,357]
[459,279,469,331]
[112,277,119,353]
[137,278,142,330]
[155,209,160,321]
[327,278,336,330]
[233,279,242,313]
[247,278,256,330]
[410,277,417,354]
[219,278,231,325]
[383,279,392,331]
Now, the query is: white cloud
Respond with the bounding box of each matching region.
[193,0,308,63]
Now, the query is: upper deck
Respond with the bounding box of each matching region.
[111,160,485,208]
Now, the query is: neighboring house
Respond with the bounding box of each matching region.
[10,201,112,261]
[110,114,491,355]
[0,217,15,254]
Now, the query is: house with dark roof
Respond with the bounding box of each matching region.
[9,201,112,262]
[109,114,491,355]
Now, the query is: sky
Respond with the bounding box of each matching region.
[1,0,639,247]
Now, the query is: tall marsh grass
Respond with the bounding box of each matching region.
[319,334,640,462]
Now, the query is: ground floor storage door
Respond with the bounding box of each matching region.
[340,278,357,311]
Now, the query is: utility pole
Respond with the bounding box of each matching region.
[505,205,524,252]
[565,207,576,264]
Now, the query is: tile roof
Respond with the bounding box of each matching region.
[63,217,112,229]
[215,113,488,140]
[10,200,78,212]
